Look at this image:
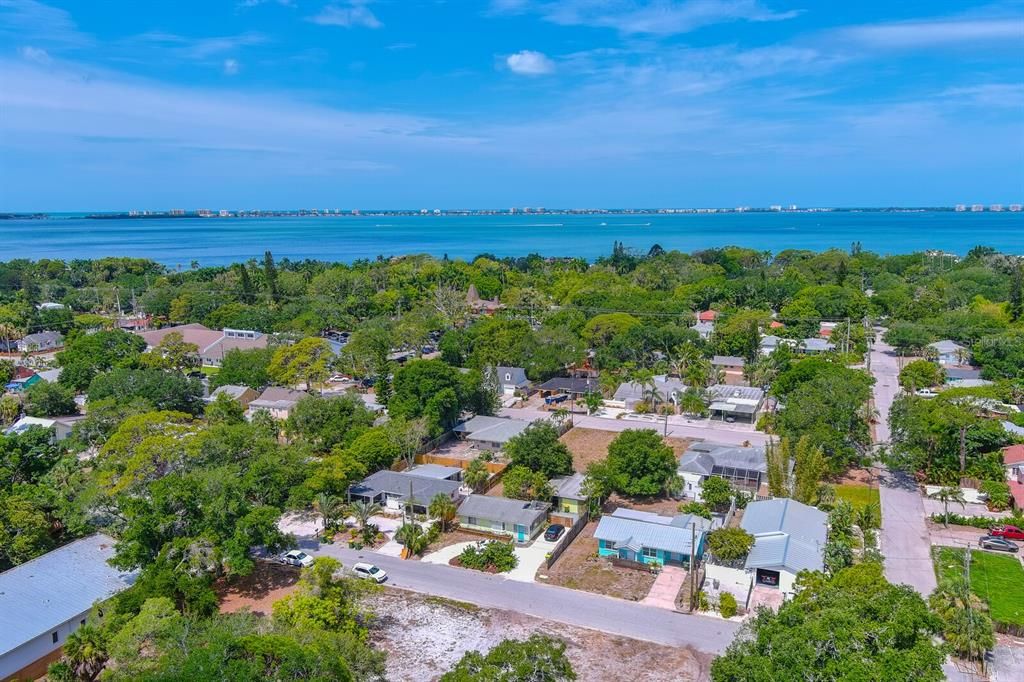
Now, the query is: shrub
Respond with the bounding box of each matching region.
[980,480,1011,511]
[706,527,755,562]
[459,541,518,572]
[678,501,712,519]
[929,513,996,530]
[719,592,738,618]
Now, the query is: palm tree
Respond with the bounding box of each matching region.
[395,521,429,557]
[428,493,458,533]
[61,624,108,682]
[855,502,880,531]
[0,395,20,425]
[347,500,382,531]
[929,577,995,673]
[929,486,965,527]
[313,493,346,534]
[463,458,490,493]
[678,388,707,417]
[686,358,712,389]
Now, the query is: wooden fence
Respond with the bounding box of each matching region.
[544,510,589,569]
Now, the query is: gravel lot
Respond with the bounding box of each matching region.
[368,590,713,681]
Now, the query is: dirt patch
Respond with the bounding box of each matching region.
[561,427,693,472]
[536,521,657,601]
[609,495,683,516]
[833,466,880,486]
[217,560,300,616]
[369,590,711,682]
[422,529,485,555]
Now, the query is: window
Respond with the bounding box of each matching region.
[642,547,658,559]
[466,516,477,526]
[80,619,86,626]
[52,632,59,644]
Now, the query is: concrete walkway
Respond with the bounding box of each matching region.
[871,333,937,596]
[507,537,559,583]
[641,565,687,610]
[421,541,474,566]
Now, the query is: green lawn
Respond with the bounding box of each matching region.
[833,484,880,512]
[932,546,1024,627]
[199,365,220,377]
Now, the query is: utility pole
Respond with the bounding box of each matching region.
[844,317,851,355]
[689,521,697,610]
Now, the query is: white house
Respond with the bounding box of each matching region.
[741,498,826,597]
[0,535,135,681]
[677,442,770,501]
[4,416,76,442]
[492,366,531,396]
[928,339,968,366]
[246,387,307,420]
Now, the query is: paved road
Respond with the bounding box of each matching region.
[500,407,769,446]
[312,544,740,654]
[870,333,937,596]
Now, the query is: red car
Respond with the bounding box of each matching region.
[990,525,1024,540]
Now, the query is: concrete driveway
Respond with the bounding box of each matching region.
[641,565,687,610]
[422,541,475,566]
[507,536,560,582]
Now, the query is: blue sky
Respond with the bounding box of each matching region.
[1,0,1022,210]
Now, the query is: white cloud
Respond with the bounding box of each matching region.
[309,1,382,29]
[492,0,800,35]
[506,49,555,75]
[129,31,267,60]
[840,18,1023,48]
[223,58,240,75]
[0,0,92,48]
[18,45,51,63]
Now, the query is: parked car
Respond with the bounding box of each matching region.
[279,549,315,567]
[544,524,566,542]
[978,535,1019,553]
[352,562,388,583]
[989,525,1024,541]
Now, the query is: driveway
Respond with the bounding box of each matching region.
[421,541,474,566]
[641,565,686,610]
[871,334,937,596]
[314,544,740,654]
[507,536,559,582]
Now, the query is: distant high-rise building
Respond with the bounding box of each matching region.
[1008,204,1022,212]
[769,205,782,211]
[788,204,798,211]
[954,204,966,212]
[990,204,1003,212]
[970,204,984,212]
[169,208,186,216]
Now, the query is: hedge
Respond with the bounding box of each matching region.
[929,513,996,530]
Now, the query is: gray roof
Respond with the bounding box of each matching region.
[210,384,252,400]
[800,338,835,352]
[452,415,533,444]
[947,379,994,389]
[0,534,135,654]
[692,321,715,336]
[741,498,827,574]
[21,331,63,346]
[348,470,461,502]
[35,368,62,383]
[711,355,746,368]
[495,366,530,388]
[549,472,587,501]
[249,386,307,409]
[537,376,601,395]
[613,377,688,403]
[406,464,463,480]
[705,384,764,413]
[944,367,983,381]
[594,508,711,555]
[929,339,966,353]
[1002,421,1024,437]
[678,442,768,476]
[457,494,549,526]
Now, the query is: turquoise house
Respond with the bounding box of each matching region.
[594,508,711,566]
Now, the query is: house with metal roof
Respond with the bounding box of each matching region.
[594,508,711,566]
[17,331,64,353]
[944,366,983,382]
[208,384,259,409]
[348,469,464,515]
[0,534,135,681]
[549,472,588,517]
[704,384,765,423]
[3,416,77,442]
[457,494,549,542]
[246,386,307,420]
[612,376,687,410]
[692,320,715,340]
[797,337,835,354]
[928,339,968,365]
[678,442,772,500]
[740,498,827,596]
[452,415,533,450]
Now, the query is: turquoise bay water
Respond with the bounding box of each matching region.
[2,212,1022,266]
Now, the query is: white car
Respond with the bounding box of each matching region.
[279,549,315,568]
[352,562,388,583]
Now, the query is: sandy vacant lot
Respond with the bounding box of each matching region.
[369,590,712,682]
[218,560,300,616]
[537,521,657,601]
[561,427,694,472]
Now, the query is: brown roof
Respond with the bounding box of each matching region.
[138,323,222,350]
[1003,444,1024,466]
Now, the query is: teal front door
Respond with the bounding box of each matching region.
[515,524,526,542]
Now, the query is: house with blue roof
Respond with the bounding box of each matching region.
[740,498,827,596]
[594,508,711,566]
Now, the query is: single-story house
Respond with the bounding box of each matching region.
[594,508,711,566]
[928,339,968,366]
[208,384,259,409]
[467,284,503,315]
[17,331,64,353]
[1004,444,1024,485]
[692,321,715,340]
[946,378,995,389]
[536,376,602,399]
[246,386,307,420]
[712,355,746,385]
[452,415,533,450]
[797,338,835,354]
[697,310,718,323]
[117,315,152,332]
[758,335,796,356]
[612,376,687,410]
[549,472,588,517]
[704,384,765,423]
[4,416,76,442]
[678,442,770,500]
[457,494,549,542]
[36,302,66,311]
[35,368,61,384]
[406,463,463,482]
[493,366,531,396]
[136,324,269,367]
[944,366,983,383]
[0,534,135,681]
[1002,421,1024,438]
[348,469,463,514]
[739,498,827,597]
